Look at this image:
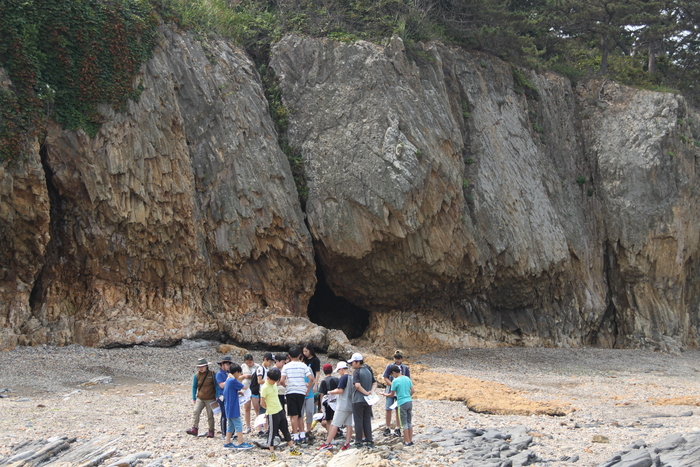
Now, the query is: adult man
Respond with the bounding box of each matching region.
[281,346,314,444]
[350,352,377,448]
[216,356,233,438]
[186,358,217,438]
[382,350,410,437]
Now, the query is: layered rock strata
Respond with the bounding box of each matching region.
[272,35,700,351]
[1,29,698,351]
[1,28,318,349]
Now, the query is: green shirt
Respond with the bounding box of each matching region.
[261,380,283,415]
[391,375,413,407]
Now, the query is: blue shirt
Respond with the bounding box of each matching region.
[216,369,228,398]
[223,377,244,419]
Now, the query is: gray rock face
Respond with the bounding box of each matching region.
[598,432,700,467]
[272,35,700,350]
[2,29,699,350]
[1,27,316,348]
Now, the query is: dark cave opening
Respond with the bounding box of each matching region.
[307,261,370,339]
[29,143,58,313]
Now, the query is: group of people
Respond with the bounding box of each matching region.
[185,344,414,460]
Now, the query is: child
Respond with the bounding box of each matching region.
[382,350,410,437]
[317,363,339,432]
[280,346,313,445]
[318,361,354,451]
[260,367,301,461]
[385,364,414,446]
[254,352,275,435]
[274,353,288,410]
[241,353,261,434]
[223,364,253,450]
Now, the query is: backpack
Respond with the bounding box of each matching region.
[250,364,264,396]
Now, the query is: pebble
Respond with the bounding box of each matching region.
[0,345,698,467]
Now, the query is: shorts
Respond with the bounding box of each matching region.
[286,393,305,417]
[331,409,354,428]
[385,395,396,410]
[278,394,286,408]
[227,416,243,434]
[323,403,335,421]
[303,396,315,421]
[398,401,413,430]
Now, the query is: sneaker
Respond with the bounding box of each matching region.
[352,442,364,449]
[340,443,351,451]
[318,443,333,451]
[206,430,215,438]
[257,430,266,438]
[185,427,198,436]
[403,441,414,446]
[223,442,236,449]
[335,429,344,439]
[289,446,302,456]
[294,438,302,445]
[242,425,251,434]
[270,452,277,461]
[383,427,391,437]
[237,442,254,450]
[394,428,402,437]
[364,441,375,449]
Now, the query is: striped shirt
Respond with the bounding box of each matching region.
[281,361,312,395]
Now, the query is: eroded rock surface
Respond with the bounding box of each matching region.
[4,27,316,348]
[2,29,699,351]
[272,35,700,351]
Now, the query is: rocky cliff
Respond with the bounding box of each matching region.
[1,29,698,352]
[271,35,700,352]
[1,27,322,350]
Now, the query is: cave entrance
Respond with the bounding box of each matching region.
[307,261,370,339]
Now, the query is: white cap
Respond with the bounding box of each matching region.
[335,361,348,371]
[347,352,363,363]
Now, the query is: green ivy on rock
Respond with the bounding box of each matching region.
[0,0,158,160]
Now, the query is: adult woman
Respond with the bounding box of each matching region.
[302,343,321,419]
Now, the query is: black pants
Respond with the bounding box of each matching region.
[353,401,372,443]
[267,410,292,447]
[219,398,227,435]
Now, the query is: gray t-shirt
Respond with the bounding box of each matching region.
[336,374,354,412]
[351,365,375,404]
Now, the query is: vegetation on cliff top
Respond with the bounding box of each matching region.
[0,0,158,160]
[1,0,699,162]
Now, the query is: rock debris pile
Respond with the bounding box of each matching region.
[597,432,700,467]
[413,425,540,467]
